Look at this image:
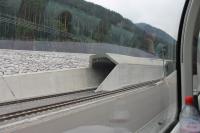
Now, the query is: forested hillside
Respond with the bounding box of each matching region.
[0,0,176,58]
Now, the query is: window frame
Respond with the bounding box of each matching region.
[164,0,190,132]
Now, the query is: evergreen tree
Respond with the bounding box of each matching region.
[93,19,111,42]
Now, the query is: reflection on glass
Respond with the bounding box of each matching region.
[0,0,184,132]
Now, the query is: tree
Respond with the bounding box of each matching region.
[18,0,48,24]
[0,0,7,13]
[17,0,48,39]
[58,11,72,32]
[93,19,111,42]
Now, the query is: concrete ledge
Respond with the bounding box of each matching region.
[90,53,165,66]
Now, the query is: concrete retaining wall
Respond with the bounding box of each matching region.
[0,53,163,103]
[0,68,105,103]
[96,64,163,92]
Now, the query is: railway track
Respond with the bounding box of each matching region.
[0,88,96,117]
[0,79,161,122]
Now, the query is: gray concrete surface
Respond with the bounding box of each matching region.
[90,53,164,92]
[0,77,15,102]
[136,72,177,133]
[0,68,105,103]
[105,53,163,66]
[3,72,177,133]
[96,63,163,92]
[90,53,163,67]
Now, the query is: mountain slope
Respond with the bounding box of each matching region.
[56,0,176,46]
[136,23,176,45]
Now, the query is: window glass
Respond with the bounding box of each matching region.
[196,33,200,93]
[0,0,184,132]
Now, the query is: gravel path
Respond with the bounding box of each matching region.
[0,49,90,75]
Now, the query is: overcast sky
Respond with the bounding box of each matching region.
[85,0,185,39]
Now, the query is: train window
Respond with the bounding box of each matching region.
[0,0,185,133]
